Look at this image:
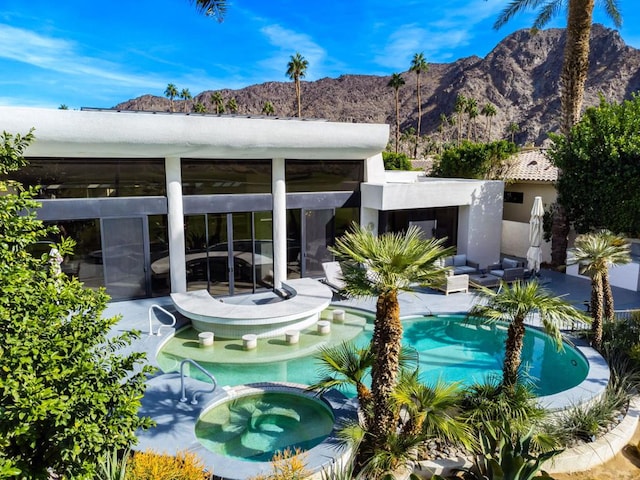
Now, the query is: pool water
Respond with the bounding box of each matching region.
[157,313,589,397]
[195,392,334,462]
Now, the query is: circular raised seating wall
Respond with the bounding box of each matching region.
[170,277,333,339]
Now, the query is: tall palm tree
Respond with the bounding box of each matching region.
[454,94,467,145]
[387,73,406,154]
[508,122,520,144]
[226,97,238,114]
[465,97,478,141]
[261,101,275,116]
[469,280,587,392]
[189,0,227,21]
[164,83,178,112]
[481,103,498,141]
[409,53,428,158]
[493,0,622,269]
[568,230,630,351]
[286,52,308,118]
[179,88,192,113]
[209,91,225,114]
[330,225,453,440]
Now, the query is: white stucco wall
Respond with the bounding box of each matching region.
[501,220,552,265]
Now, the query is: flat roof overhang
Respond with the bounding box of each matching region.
[1,107,389,160]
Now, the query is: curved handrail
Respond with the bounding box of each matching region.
[148,304,176,336]
[180,359,217,405]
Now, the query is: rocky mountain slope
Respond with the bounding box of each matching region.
[115,24,640,147]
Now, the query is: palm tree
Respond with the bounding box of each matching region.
[193,102,206,113]
[409,53,428,158]
[508,122,520,144]
[164,83,178,112]
[189,0,227,21]
[454,94,466,145]
[330,225,453,440]
[481,103,498,141]
[58,104,69,110]
[469,280,587,392]
[209,91,225,114]
[465,97,478,141]
[387,73,406,154]
[226,97,238,114]
[568,230,631,351]
[493,0,623,269]
[261,101,275,116]
[179,88,192,113]
[286,52,308,118]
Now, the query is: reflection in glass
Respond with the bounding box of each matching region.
[181,160,271,195]
[102,217,146,299]
[285,160,363,192]
[13,158,165,198]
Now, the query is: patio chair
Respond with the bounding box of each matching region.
[436,273,469,295]
[488,258,526,283]
[321,261,346,293]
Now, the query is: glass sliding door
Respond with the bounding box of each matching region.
[303,209,334,277]
[101,217,147,300]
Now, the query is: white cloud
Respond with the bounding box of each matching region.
[0,24,165,90]
[258,24,327,80]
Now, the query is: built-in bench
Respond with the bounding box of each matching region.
[171,277,333,339]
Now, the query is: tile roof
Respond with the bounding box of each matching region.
[509,149,558,182]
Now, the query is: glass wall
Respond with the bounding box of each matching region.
[13,158,165,198]
[285,160,363,192]
[379,207,459,248]
[181,159,271,195]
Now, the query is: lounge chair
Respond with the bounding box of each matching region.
[321,261,346,293]
[436,273,469,295]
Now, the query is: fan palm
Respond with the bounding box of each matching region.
[454,94,466,145]
[189,0,227,21]
[179,88,192,113]
[493,0,622,269]
[387,73,405,154]
[164,83,178,112]
[226,97,238,113]
[568,230,630,351]
[210,91,225,114]
[330,224,453,439]
[262,101,275,116]
[469,280,588,392]
[481,103,498,141]
[409,53,428,158]
[286,52,308,118]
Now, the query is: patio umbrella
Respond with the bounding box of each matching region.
[526,196,544,274]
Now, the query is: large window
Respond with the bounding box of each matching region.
[285,160,363,192]
[13,158,165,198]
[181,159,272,195]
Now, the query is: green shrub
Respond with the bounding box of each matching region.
[128,450,211,480]
[431,140,518,179]
[382,151,413,170]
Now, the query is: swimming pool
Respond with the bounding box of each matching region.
[156,312,589,397]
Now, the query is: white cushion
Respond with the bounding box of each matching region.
[453,254,467,266]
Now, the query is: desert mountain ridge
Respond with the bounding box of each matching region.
[115,24,640,148]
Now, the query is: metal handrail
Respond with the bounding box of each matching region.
[148,304,176,336]
[180,359,217,405]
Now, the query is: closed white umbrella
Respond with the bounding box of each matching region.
[526,196,544,274]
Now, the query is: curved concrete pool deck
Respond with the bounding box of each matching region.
[135,380,357,480]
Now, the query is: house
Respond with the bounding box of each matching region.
[2,106,503,300]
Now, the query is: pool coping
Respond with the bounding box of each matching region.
[135,380,357,480]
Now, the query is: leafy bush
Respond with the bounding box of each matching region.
[550,93,640,236]
[431,140,518,179]
[128,450,211,480]
[382,151,413,170]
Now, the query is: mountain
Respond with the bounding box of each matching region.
[115,24,640,147]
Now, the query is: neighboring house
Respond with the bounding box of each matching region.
[501,149,557,265]
[3,107,503,301]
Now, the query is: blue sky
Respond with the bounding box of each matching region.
[1,0,638,109]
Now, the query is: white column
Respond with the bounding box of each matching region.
[272,157,287,289]
[165,156,187,293]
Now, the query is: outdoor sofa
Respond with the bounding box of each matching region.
[487,257,526,283]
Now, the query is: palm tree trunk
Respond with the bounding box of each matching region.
[295,77,302,118]
[502,318,526,392]
[395,90,400,154]
[414,76,421,159]
[370,289,402,438]
[602,273,615,323]
[591,272,605,351]
[551,204,570,268]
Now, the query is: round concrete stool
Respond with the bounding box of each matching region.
[285,330,300,344]
[332,309,346,323]
[198,331,214,347]
[242,334,258,350]
[317,320,331,335]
